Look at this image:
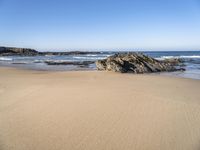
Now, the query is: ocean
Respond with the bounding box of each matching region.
[0,51,200,80]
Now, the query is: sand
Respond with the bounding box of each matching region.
[0,67,200,150]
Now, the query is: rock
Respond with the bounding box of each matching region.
[0,46,101,56]
[0,46,38,56]
[45,60,94,66]
[96,53,184,73]
[161,58,183,65]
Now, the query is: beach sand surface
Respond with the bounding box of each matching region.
[0,67,200,150]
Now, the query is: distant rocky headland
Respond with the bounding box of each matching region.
[0,46,101,56]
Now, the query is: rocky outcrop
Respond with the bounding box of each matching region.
[0,47,38,56]
[0,46,101,56]
[96,53,184,73]
[45,60,94,66]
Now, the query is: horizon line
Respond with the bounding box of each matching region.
[1,45,200,52]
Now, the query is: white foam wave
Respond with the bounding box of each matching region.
[180,55,200,58]
[0,57,13,61]
[156,55,200,60]
[85,54,98,57]
[45,60,77,63]
[85,54,111,57]
[34,60,44,63]
[73,56,106,60]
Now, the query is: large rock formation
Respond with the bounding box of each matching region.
[96,53,184,73]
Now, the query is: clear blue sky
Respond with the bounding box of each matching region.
[0,0,200,51]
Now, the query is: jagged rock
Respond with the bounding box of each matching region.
[96,53,184,73]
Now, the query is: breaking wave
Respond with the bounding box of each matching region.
[156,55,200,60]
[0,57,13,61]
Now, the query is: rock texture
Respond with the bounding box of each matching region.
[96,53,184,73]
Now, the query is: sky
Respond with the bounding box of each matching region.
[0,0,200,51]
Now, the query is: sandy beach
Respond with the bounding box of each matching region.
[0,67,200,150]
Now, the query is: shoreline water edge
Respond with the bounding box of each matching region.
[0,47,200,80]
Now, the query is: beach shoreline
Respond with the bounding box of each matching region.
[1,50,200,79]
[0,65,199,81]
[0,67,200,150]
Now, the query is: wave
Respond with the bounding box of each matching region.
[85,54,111,57]
[180,55,200,58]
[44,60,81,63]
[0,57,13,61]
[156,55,200,60]
[73,56,106,60]
[33,60,44,63]
[85,54,98,57]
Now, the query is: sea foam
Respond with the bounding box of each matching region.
[0,57,13,61]
[156,55,200,60]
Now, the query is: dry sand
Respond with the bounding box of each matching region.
[0,67,200,150]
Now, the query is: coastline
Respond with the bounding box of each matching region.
[0,65,199,80]
[1,67,200,150]
[1,50,200,79]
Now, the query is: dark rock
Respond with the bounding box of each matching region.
[12,62,27,64]
[96,53,184,73]
[161,58,183,65]
[179,68,186,71]
[0,46,38,56]
[0,46,101,56]
[45,60,94,66]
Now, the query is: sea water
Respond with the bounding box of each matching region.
[0,51,200,80]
